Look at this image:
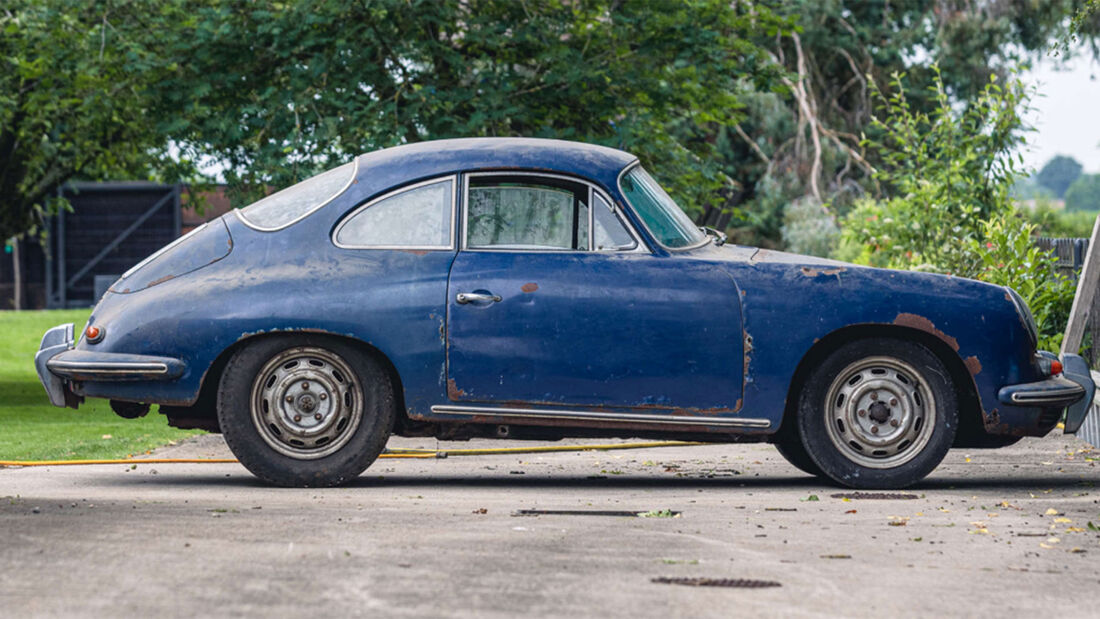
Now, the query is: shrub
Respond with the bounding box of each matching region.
[780,196,839,258]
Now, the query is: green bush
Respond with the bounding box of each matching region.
[835,67,1075,348]
[968,214,1075,351]
[1022,200,1098,238]
[780,196,839,258]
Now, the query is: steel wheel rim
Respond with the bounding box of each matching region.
[823,356,936,469]
[249,346,363,460]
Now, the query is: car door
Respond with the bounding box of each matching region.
[444,172,744,416]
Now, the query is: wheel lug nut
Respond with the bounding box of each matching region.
[858,410,867,417]
[890,419,900,427]
[314,413,322,421]
[286,395,293,403]
[302,382,310,390]
[890,398,898,406]
[319,393,327,400]
[870,392,878,401]
[871,425,879,434]
[293,415,301,422]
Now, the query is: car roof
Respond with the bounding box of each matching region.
[354,138,639,185]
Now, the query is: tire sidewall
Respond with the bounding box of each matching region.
[797,338,958,489]
[217,335,395,487]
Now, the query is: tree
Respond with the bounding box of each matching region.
[1064,173,1100,211]
[1036,155,1083,198]
[713,0,1100,247]
[156,0,788,217]
[0,1,196,242]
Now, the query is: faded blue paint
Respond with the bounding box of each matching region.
[53,138,1055,439]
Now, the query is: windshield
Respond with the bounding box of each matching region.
[619,166,706,249]
[239,160,357,230]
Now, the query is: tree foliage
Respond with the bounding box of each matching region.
[721,0,1100,246]
[1036,155,1083,199]
[1065,173,1100,211]
[0,0,193,242]
[157,0,787,214]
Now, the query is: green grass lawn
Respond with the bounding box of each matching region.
[0,309,202,461]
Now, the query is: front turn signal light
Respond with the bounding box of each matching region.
[85,325,104,343]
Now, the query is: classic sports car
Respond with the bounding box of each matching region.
[35,138,1095,488]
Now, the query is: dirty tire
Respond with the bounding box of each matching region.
[773,439,824,478]
[797,338,957,489]
[217,336,394,487]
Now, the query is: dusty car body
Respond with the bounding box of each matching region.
[35,138,1094,488]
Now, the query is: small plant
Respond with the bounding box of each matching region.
[967,214,1075,352]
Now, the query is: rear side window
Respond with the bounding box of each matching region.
[334,177,455,249]
[239,160,357,230]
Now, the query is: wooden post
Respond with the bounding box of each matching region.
[11,236,21,311]
[1062,214,1100,356]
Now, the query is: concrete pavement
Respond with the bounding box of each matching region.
[2,433,1099,617]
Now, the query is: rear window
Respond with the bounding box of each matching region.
[238,160,357,230]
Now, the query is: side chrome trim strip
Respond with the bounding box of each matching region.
[429,404,771,428]
[47,360,169,375]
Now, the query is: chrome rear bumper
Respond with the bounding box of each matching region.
[34,322,185,409]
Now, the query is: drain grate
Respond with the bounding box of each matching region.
[652,577,781,588]
[830,492,919,500]
[513,509,668,517]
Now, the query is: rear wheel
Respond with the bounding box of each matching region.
[774,439,824,478]
[217,336,395,487]
[797,338,957,489]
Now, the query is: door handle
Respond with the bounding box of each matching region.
[456,292,502,305]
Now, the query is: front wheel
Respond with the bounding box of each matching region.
[217,336,395,487]
[797,338,958,489]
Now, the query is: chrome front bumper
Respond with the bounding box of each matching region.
[34,322,185,409]
[996,353,1095,434]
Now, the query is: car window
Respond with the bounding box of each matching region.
[239,160,357,230]
[467,180,589,250]
[619,166,706,249]
[335,178,454,248]
[592,194,637,251]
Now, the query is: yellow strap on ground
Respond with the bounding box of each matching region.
[0,440,703,467]
[387,440,704,456]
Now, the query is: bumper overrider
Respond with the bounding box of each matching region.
[998,353,1096,434]
[34,322,185,409]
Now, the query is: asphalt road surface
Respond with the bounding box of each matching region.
[3,433,1100,618]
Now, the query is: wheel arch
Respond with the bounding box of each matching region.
[185,330,408,427]
[779,323,984,446]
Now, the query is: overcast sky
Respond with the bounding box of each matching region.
[1022,50,1100,174]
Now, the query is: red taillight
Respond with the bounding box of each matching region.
[1051,360,1064,376]
[85,325,103,343]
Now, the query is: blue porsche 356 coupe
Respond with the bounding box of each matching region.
[34,138,1094,488]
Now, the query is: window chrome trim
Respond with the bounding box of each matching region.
[331,175,458,250]
[236,157,360,233]
[429,404,771,428]
[461,170,645,254]
[616,162,710,252]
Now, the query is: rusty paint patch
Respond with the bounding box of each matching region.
[893,313,959,351]
[964,355,982,376]
[521,282,539,293]
[400,249,429,256]
[446,378,465,399]
[800,266,846,278]
[145,273,177,288]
